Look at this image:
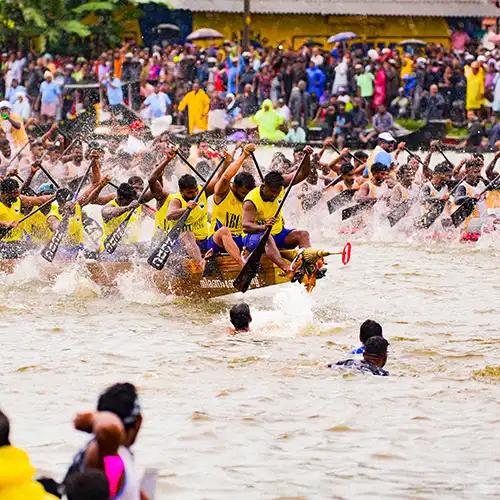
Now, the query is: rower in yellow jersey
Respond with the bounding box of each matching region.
[0,177,53,257]
[208,143,256,268]
[241,145,313,274]
[147,148,178,240]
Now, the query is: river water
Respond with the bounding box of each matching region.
[1,149,499,499]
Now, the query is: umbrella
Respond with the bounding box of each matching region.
[154,23,181,33]
[186,28,224,41]
[398,39,426,46]
[328,32,358,44]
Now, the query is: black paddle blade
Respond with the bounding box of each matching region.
[327,189,357,214]
[301,190,323,211]
[413,200,446,230]
[41,216,69,262]
[451,198,476,228]
[147,213,188,270]
[387,200,413,227]
[104,212,133,254]
[0,226,11,240]
[233,229,271,293]
[341,200,377,220]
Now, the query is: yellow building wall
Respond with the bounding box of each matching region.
[193,13,451,49]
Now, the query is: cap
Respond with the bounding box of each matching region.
[37,182,56,195]
[477,55,486,62]
[0,100,11,109]
[125,52,133,58]
[378,132,396,143]
[44,70,53,79]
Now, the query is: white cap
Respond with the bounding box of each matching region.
[125,52,133,58]
[0,100,11,109]
[477,55,486,62]
[417,57,426,64]
[378,132,396,142]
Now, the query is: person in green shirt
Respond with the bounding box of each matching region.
[252,99,286,142]
[356,65,375,104]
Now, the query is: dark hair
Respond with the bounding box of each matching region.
[64,471,109,500]
[0,177,19,194]
[97,382,140,430]
[371,162,387,174]
[397,163,412,179]
[434,162,452,174]
[364,336,389,357]
[178,174,197,190]
[233,172,256,190]
[0,410,10,446]
[360,319,383,344]
[127,175,143,185]
[117,183,137,203]
[264,171,285,189]
[354,151,368,162]
[293,145,304,154]
[0,138,10,147]
[230,303,251,330]
[340,163,354,175]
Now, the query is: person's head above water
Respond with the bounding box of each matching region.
[97,382,142,447]
[64,470,109,500]
[261,171,285,202]
[359,319,383,344]
[363,336,389,368]
[230,303,252,333]
[178,173,198,201]
[0,410,10,446]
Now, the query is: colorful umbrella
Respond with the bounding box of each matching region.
[327,32,358,44]
[186,28,224,41]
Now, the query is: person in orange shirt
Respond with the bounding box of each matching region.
[0,101,28,149]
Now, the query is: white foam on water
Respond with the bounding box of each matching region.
[2,253,45,286]
[115,262,173,305]
[50,259,101,298]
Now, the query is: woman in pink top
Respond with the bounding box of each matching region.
[372,63,386,110]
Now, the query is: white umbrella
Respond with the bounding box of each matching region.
[186,28,224,41]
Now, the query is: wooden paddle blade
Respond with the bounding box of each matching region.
[413,200,446,229]
[104,212,133,254]
[387,200,413,227]
[341,200,377,220]
[233,229,271,293]
[327,189,357,214]
[147,213,188,270]
[451,198,476,228]
[40,216,69,262]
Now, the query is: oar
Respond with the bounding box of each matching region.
[341,199,378,220]
[12,174,37,197]
[387,199,413,227]
[404,147,425,166]
[233,154,308,293]
[0,196,56,240]
[103,184,149,254]
[330,144,358,163]
[450,173,500,228]
[4,140,31,171]
[413,180,464,230]
[250,152,265,182]
[327,189,357,214]
[166,142,207,182]
[40,162,93,263]
[147,157,225,270]
[436,144,454,168]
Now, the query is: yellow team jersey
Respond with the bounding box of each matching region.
[154,194,172,233]
[102,199,142,244]
[171,188,208,241]
[47,201,84,246]
[0,197,24,241]
[243,186,284,236]
[210,189,243,236]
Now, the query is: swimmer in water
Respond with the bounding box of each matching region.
[351,319,384,354]
[228,303,252,335]
[331,336,389,376]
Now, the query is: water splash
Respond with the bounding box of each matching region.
[50,259,101,298]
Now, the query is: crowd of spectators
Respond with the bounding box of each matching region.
[1,22,500,150]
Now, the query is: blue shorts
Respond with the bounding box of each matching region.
[207,234,244,254]
[242,228,295,252]
[196,238,210,254]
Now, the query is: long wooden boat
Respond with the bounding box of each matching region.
[0,250,310,298]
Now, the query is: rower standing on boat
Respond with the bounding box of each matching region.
[208,143,256,268]
[241,145,313,275]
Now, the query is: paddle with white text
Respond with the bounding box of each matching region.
[147,157,225,270]
[233,153,309,293]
